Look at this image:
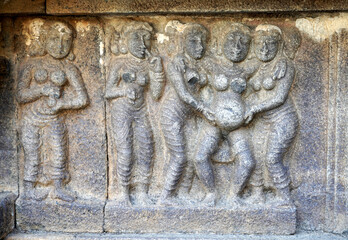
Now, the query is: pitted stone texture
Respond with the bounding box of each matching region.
[5,231,348,240]
[16,198,104,232]
[0,0,45,14]
[0,192,16,239]
[104,203,296,234]
[46,0,348,14]
[0,18,17,194]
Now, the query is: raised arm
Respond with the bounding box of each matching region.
[149,56,165,101]
[104,60,124,100]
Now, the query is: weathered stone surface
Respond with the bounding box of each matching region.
[104,203,296,234]
[0,11,348,238]
[46,0,348,14]
[0,18,17,194]
[5,231,348,240]
[0,192,16,239]
[16,198,104,232]
[0,0,45,14]
[14,17,107,232]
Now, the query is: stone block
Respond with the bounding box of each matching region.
[104,201,296,234]
[46,0,348,14]
[0,0,45,14]
[0,192,16,239]
[16,198,104,232]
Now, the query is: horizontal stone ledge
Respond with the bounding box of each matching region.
[0,0,45,14]
[46,0,348,15]
[6,231,348,240]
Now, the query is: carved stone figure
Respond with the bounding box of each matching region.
[158,22,215,205]
[245,24,299,206]
[187,23,258,206]
[105,21,165,206]
[17,21,89,202]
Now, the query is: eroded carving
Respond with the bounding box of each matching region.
[158,22,216,206]
[17,20,89,202]
[105,21,165,206]
[245,25,300,206]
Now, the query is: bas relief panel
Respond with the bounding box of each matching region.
[15,17,304,234]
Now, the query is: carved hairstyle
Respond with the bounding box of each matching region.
[254,24,284,58]
[115,21,154,55]
[27,19,76,59]
[182,23,209,43]
[255,24,282,41]
[179,23,209,55]
[283,27,302,60]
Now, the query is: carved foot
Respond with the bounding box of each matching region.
[114,193,132,207]
[200,192,216,207]
[51,187,76,202]
[272,189,294,207]
[226,196,245,207]
[135,192,153,206]
[157,195,180,207]
[23,188,48,201]
[247,186,265,205]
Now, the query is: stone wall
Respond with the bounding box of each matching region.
[0,1,347,238]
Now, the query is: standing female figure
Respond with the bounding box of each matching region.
[17,21,89,202]
[105,22,164,206]
[245,24,299,205]
[192,23,257,206]
[158,23,215,205]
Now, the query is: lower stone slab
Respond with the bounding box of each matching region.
[16,198,105,233]
[104,201,296,235]
[0,192,16,239]
[5,231,347,240]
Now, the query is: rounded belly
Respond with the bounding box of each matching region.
[214,98,245,131]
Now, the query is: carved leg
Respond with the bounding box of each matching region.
[227,128,255,202]
[133,108,154,205]
[178,116,200,200]
[48,118,75,202]
[22,120,48,201]
[112,104,133,207]
[194,124,220,207]
[158,104,187,205]
[266,112,298,206]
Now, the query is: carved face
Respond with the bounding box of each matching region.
[223,30,250,62]
[184,33,206,60]
[127,29,151,59]
[254,31,280,62]
[46,23,73,59]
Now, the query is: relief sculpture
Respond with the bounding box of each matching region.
[158,22,216,206]
[105,21,165,206]
[17,20,89,202]
[157,21,299,207]
[246,25,300,206]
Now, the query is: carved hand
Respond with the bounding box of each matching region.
[41,85,61,98]
[244,107,255,125]
[202,107,216,126]
[126,88,137,103]
[149,56,163,73]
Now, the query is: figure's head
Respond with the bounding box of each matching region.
[45,22,74,59]
[254,24,282,62]
[123,22,153,59]
[222,23,251,62]
[183,24,208,60]
[283,27,302,60]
